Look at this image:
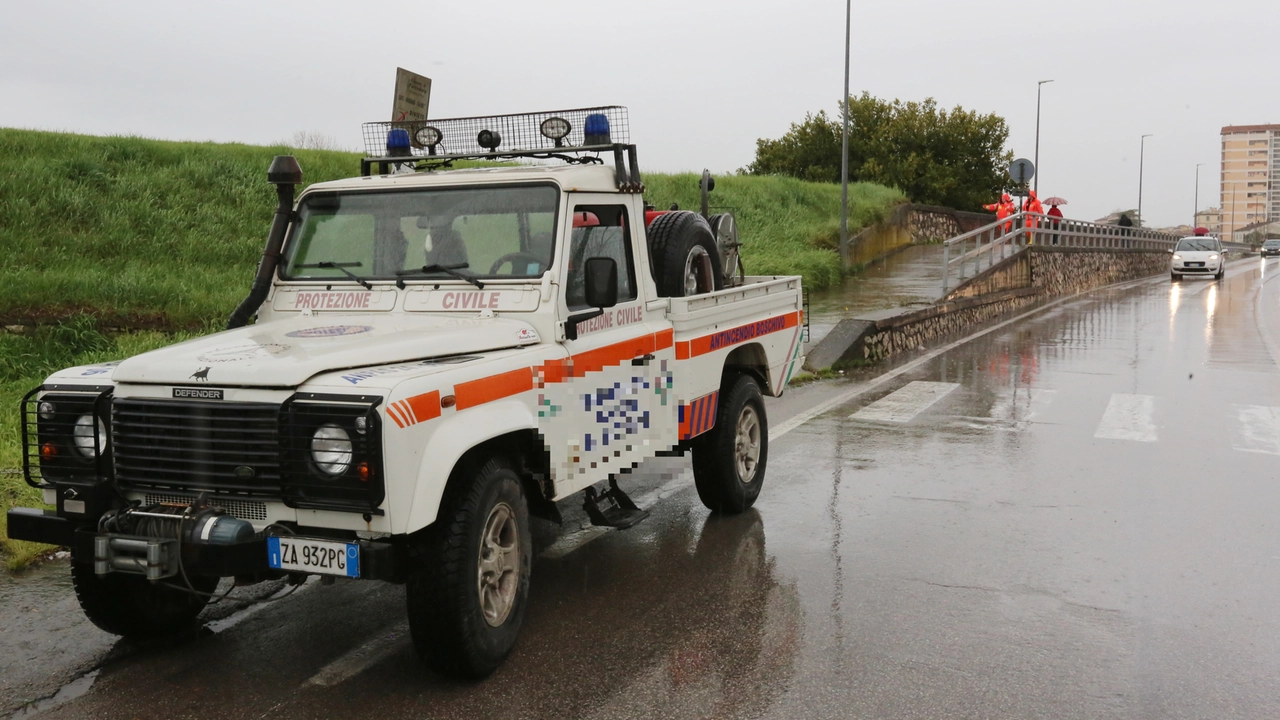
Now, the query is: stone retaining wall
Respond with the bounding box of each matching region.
[944,252,1031,300]
[810,247,1172,367]
[908,205,993,244]
[844,204,995,269]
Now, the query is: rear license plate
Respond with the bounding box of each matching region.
[267,536,359,578]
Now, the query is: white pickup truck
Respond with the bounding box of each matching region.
[8,107,804,678]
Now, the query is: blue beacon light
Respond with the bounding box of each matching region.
[584,114,611,146]
[386,128,412,157]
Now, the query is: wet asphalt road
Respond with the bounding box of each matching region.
[8,258,1280,719]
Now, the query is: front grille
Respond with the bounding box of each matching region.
[142,492,269,521]
[112,399,282,496]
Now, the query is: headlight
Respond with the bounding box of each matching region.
[1209,254,1219,261]
[1172,254,1182,260]
[72,414,107,458]
[311,423,352,476]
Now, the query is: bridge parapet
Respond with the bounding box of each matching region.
[941,212,1250,293]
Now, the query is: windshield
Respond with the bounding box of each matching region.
[1264,240,1280,248]
[1175,238,1218,252]
[282,185,558,281]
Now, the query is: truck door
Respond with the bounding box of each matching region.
[538,196,679,498]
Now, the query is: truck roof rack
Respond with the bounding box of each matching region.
[360,106,642,191]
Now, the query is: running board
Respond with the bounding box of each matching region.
[582,478,649,529]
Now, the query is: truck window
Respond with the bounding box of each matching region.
[565,205,638,310]
[282,184,559,281]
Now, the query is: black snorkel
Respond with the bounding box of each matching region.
[226,155,303,329]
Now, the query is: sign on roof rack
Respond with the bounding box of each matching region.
[362,106,630,158]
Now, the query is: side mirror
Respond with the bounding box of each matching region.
[583,257,618,309]
[564,258,618,341]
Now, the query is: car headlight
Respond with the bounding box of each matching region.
[1172,254,1182,260]
[72,414,107,458]
[1209,254,1219,261]
[311,423,353,476]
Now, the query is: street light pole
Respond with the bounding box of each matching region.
[1034,79,1053,194]
[1194,163,1204,227]
[1138,134,1153,227]
[838,0,852,268]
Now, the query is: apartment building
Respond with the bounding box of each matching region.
[1195,207,1222,237]
[1221,124,1280,242]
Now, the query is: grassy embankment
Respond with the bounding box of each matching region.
[0,128,905,567]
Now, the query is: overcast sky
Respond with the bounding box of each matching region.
[2,0,1276,228]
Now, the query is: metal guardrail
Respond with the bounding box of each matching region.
[941,212,1252,293]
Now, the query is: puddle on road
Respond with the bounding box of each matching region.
[8,671,98,720]
[0,560,73,608]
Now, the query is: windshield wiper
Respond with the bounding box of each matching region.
[396,263,485,289]
[295,261,374,290]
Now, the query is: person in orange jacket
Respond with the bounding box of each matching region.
[983,193,1015,233]
[1023,190,1045,243]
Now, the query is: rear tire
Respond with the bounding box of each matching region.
[406,457,532,679]
[691,374,768,514]
[70,551,216,640]
[646,211,723,297]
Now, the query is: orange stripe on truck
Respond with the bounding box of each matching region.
[677,311,799,359]
[454,367,534,411]
[390,328,680,426]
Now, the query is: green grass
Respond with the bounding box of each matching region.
[642,173,905,292]
[0,128,903,569]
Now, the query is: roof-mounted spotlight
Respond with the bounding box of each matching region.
[584,113,611,146]
[413,125,442,155]
[477,129,502,152]
[539,117,572,147]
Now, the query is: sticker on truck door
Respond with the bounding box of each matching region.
[537,359,677,490]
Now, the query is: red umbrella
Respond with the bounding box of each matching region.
[1043,197,1068,206]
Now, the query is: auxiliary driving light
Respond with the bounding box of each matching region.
[584,113,611,145]
[311,423,353,476]
[414,125,442,152]
[476,129,502,152]
[540,117,572,146]
[38,401,56,420]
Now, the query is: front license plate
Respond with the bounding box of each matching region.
[267,536,359,578]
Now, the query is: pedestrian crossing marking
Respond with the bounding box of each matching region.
[1232,404,1280,456]
[851,381,959,424]
[1093,393,1158,442]
[956,388,1056,431]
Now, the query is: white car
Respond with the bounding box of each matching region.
[1171,235,1224,281]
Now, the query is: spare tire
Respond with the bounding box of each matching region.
[646,211,723,297]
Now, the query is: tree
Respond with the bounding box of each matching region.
[747,94,1013,212]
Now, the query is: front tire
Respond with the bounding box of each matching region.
[70,551,216,640]
[1171,271,1180,281]
[691,374,768,514]
[406,457,532,679]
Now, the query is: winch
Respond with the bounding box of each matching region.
[94,502,255,580]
